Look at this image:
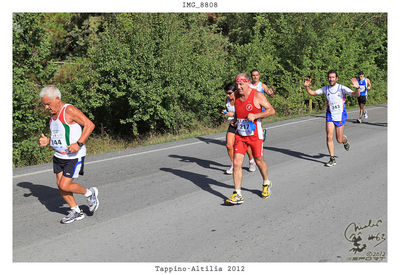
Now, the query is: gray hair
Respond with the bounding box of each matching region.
[235,73,251,81]
[39,85,62,100]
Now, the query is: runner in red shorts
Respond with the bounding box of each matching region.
[226,73,276,205]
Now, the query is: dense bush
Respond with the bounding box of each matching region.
[12,13,387,167]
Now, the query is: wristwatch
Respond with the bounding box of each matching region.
[77,141,84,147]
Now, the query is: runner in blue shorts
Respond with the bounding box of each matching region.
[304,70,360,167]
[326,108,347,127]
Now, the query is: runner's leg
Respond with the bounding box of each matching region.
[226,131,235,163]
[233,153,245,191]
[326,122,335,157]
[56,172,79,208]
[359,102,365,119]
[254,157,268,181]
[249,140,268,180]
[335,124,346,144]
[247,147,253,161]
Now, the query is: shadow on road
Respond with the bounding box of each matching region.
[16,182,91,215]
[169,154,229,173]
[196,136,225,146]
[311,114,326,119]
[264,146,329,164]
[349,119,387,127]
[160,168,260,205]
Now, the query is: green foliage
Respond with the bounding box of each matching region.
[89,13,231,137]
[12,13,387,167]
[13,13,58,166]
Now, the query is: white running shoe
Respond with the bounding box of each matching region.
[364,111,368,119]
[87,187,99,213]
[60,209,85,224]
[249,161,256,172]
[226,165,233,175]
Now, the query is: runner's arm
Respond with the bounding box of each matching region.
[65,105,95,153]
[222,98,234,117]
[230,113,237,127]
[262,83,274,98]
[248,92,275,121]
[367,78,372,90]
[39,133,50,146]
[304,78,318,95]
[350,78,361,97]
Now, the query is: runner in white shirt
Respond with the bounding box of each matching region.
[304,70,360,167]
[250,69,275,98]
[250,69,274,141]
[39,86,99,224]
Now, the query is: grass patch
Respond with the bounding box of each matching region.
[84,109,333,157]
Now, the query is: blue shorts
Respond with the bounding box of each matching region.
[326,110,347,127]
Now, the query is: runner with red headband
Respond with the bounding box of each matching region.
[226,73,276,205]
[221,82,256,175]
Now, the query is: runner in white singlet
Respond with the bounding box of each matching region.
[39,86,99,224]
[250,69,274,98]
[250,69,274,141]
[304,70,361,167]
[50,103,87,160]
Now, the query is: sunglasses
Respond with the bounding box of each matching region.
[226,90,235,95]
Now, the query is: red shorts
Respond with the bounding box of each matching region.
[234,134,264,158]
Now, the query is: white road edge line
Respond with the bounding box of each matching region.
[13,106,384,179]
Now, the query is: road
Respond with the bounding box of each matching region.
[13,105,387,263]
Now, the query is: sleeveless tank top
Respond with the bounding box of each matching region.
[250,82,265,94]
[358,78,368,96]
[50,104,86,159]
[234,89,263,139]
[226,98,235,122]
[325,85,347,121]
[250,82,266,112]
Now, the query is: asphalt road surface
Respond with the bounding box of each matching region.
[13,105,387,263]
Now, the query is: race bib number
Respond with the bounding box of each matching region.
[326,88,344,121]
[50,132,69,154]
[329,101,343,121]
[236,119,255,136]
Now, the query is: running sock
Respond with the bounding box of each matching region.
[263,179,271,186]
[71,205,81,213]
[235,189,242,196]
[249,159,255,164]
[84,189,93,197]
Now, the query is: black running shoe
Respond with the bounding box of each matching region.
[325,156,336,167]
[343,135,350,151]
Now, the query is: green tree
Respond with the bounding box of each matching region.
[13,13,57,166]
[90,13,232,138]
[12,12,387,167]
